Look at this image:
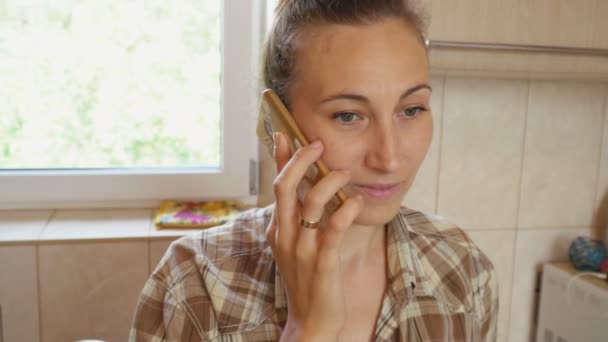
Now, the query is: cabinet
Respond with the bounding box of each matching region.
[422,0,608,79]
[536,262,608,342]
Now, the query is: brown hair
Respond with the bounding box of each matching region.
[262,0,428,108]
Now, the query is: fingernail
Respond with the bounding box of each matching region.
[310,140,322,149]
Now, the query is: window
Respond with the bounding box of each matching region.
[0,1,264,209]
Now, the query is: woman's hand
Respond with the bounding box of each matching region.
[266,132,365,341]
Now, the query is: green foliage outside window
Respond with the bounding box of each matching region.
[0,0,221,169]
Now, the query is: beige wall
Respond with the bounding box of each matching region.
[257,76,608,342]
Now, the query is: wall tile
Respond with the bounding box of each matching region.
[437,77,527,229]
[596,89,608,203]
[41,209,152,241]
[518,81,605,228]
[0,245,40,342]
[0,210,52,242]
[466,230,515,342]
[403,75,444,214]
[595,90,608,244]
[509,228,589,342]
[599,91,608,201]
[39,241,148,342]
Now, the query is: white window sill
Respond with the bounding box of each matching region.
[0,208,197,245]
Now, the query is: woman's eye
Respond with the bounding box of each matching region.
[332,111,360,124]
[402,106,426,118]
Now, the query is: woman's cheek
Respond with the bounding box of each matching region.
[321,138,362,171]
[402,116,433,159]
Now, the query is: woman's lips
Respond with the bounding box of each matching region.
[353,183,402,199]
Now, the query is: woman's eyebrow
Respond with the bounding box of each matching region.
[319,83,432,104]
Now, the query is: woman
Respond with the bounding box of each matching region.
[130,1,498,341]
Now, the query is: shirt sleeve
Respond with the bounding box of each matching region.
[475,249,499,342]
[129,275,168,341]
[129,274,206,342]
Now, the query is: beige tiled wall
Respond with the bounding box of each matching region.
[600,95,608,201]
[597,90,608,245]
[0,246,40,342]
[437,77,527,230]
[0,209,203,342]
[257,76,608,342]
[38,241,149,342]
[518,82,605,229]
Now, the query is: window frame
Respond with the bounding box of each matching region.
[0,1,264,210]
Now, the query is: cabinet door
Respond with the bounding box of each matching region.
[425,0,601,49]
[423,0,608,80]
[594,1,608,49]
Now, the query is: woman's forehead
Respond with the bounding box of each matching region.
[292,19,429,99]
[299,18,424,53]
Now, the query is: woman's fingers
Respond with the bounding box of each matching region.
[296,170,352,257]
[316,195,364,270]
[276,135,324,190]
[268,133,365,338]
[271,131,364,273]
[273,132,290,175]
[272,132,324,248]
[265,209,278,248]
[299,169,350,222]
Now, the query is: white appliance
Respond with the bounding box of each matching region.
[536,262,608,342]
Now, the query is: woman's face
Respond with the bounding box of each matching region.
[288,18,432,226]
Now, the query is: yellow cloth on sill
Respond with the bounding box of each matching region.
[154,200,248,229]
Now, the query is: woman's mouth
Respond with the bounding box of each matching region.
[353,182,402,199]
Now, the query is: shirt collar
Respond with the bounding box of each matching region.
[385,210,415,303]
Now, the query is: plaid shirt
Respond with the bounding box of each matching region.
[130,205,498,342]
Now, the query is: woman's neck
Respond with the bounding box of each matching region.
[339,223,387,268]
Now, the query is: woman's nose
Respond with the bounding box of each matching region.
[365,124,400,172]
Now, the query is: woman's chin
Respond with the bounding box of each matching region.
[353,198,404,226]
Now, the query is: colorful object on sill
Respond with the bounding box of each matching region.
[154,200,248,229]
[568,236,607,272]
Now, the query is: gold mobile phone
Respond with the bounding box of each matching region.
[256,89,348,210]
